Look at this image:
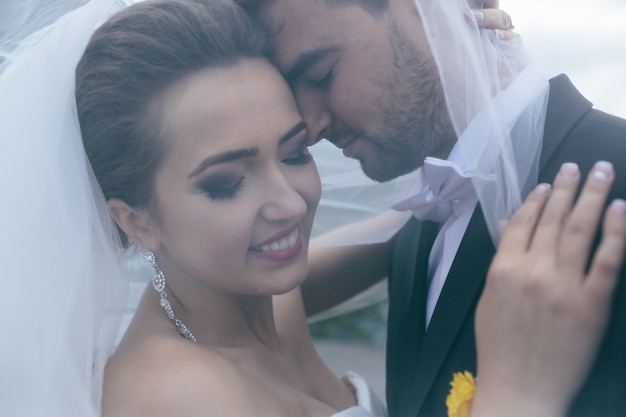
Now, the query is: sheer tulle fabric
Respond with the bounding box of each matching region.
[308,0,549,321]
[0,0,87,70]
[310,141,414,246]
[413,0,549,244]
[312,1,549,248]
[0,1,129,416]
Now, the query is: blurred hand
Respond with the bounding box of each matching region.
[471,0,518,40]
[471,161,626,417]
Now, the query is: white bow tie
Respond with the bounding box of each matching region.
[392,158,483,223]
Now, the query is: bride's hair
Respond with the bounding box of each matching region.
[75,0,268,246]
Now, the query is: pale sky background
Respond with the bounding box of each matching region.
[501,0,626,118]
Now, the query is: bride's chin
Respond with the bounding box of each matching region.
[262,268,309,296]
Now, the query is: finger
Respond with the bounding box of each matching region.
[585,199,626,303]
[494,29,520,41]
[480,0,499,9]
[529,163,581,254]
[474,9,513,30]
[560,161,615,275]
[498,183,552,254]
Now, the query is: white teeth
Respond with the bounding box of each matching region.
[257,228,299,253]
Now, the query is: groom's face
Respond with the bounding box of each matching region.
[256,0,457,182]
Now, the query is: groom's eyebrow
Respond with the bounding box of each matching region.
[283,46,339,85]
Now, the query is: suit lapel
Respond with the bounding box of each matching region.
[540,74,592,169]
[393,75,592,416]
[386,219,439,416]
[409,206,495,414]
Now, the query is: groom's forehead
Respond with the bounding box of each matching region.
[255,0,343,72]
[254,0,384,39]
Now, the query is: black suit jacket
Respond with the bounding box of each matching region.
[386,74,626,417]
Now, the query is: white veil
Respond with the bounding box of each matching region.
[0,0,87,69]
[311,0,549,249]
[307,0,549,321]
[414,0,549,244]
[310,141,414,245]
[0,1,130,416]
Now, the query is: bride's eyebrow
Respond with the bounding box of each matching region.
[188,148,258,179]
[279,121,306,145]
[188,122,306,179]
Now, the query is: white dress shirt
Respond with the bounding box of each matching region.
[391,67,544,327]
[392,148,479,326]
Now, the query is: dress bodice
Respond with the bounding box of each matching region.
[331,372,388,417]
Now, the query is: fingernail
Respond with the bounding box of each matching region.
[608,199,626,218]
[535,183,551,194]
[558,162,579,178]
[473,10,484,23]
[592,160,613,181]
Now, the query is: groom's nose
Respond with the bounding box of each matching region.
[293,89,333,146]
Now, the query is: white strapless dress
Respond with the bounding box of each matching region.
[331,372,388,417]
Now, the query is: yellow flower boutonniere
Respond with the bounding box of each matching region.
[445,371,476,417]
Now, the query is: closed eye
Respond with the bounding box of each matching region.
[283,150,313,166]
[310,69,333,89]
[198,177,245,200]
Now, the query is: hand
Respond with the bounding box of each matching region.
[471,161,626,417]
[470,0,518,40]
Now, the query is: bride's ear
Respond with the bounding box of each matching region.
[107,198,160,251]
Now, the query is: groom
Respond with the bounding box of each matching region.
[237,0,626,415]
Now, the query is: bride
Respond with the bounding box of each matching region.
[1,0,624,416]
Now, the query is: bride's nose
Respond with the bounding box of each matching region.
[259,170,308,222]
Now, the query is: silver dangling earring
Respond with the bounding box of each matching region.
[144,251,197,343]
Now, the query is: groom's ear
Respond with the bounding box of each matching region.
[107,198,160,251]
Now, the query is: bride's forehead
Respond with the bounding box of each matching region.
[154,62,299,154]
[160,61,280,114]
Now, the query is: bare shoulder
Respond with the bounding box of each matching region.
[102,338,255,417]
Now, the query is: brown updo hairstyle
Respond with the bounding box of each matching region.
[75,0,268,246]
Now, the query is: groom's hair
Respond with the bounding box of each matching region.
[235,0,389,17]
[76,0,268,247]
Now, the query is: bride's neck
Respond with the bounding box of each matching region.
[168,287,282,349]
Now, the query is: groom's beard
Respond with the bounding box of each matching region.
[327,21,457,183]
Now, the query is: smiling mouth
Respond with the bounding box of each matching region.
[250,228,299,253]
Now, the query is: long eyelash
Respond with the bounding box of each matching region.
[316,71,333,88]
[283,152,313,166]
[203,178,245,200]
